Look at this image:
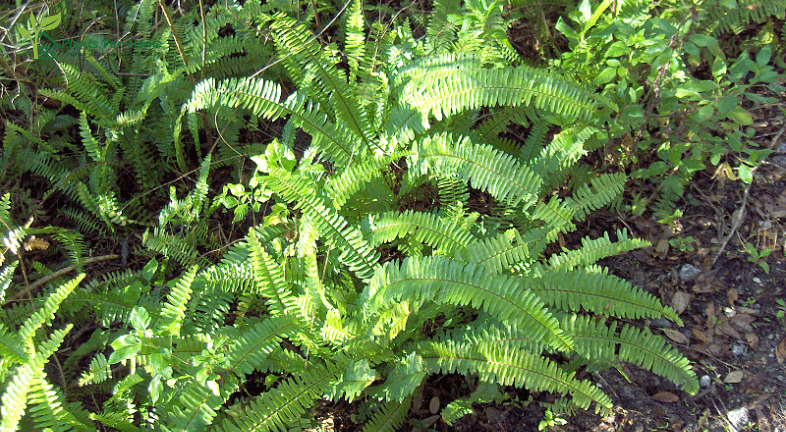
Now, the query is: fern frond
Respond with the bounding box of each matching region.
[417,341,612,412]
[265,167,380,282]
[564,315,698,394]
[363,210,474,256]
[0,363,36,432]
[247,230,297,316]
[18,275,84,346]
[465,227,548,275]
[214,360,342,432]
[405,65,604,121]
[158,265,198,337]
[546,229,649,271]
[409,133,542,209]
[226,316,300,377]
[361,396,411,432]
[565,172,626,222]
[363,257,572,351]
[530,267,681,324]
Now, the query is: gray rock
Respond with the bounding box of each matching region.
[727,407,749,432]
[753,277,762,284]
[679,264,702,282]
[732,344,746,356]
[700,375,711,388]
[649,318,672,329]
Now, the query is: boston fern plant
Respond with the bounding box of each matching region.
[0,0,697,431]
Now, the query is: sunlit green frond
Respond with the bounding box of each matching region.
[363,257,572,351]
[363,210,474,256]
[564,315,698,394]
[416,340,611,412]
[409,133,542,209]
[529,267,681,324]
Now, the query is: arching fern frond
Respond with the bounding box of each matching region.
[404,65,606,122]
[529,267,682,324]
[409,133,542,209]
[563,315,698,394]
[416,340,612,413]
[363,257,573,352]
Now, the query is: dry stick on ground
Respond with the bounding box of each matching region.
[8,254,120,301]
[708,124,786,269]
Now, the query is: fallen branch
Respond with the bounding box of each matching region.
[8,254,120,301]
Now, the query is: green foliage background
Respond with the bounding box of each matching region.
[0,0,782,430]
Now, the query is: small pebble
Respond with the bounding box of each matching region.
[732,344,745,356]
[700,375,711,388]
[679,264,702,282]
[724,307,736,318]
[753,277,762,284]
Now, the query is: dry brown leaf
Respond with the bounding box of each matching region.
[429,396,440,414]
[727,288,738,305]
[776,338,786,364]
[724,371,744,384]
[651,391,679,403]
[411,389,423,412]
[746,333,759,350]
[720,322,742,339]
[671,291,691,315]
[23,236,49,251]
[692,328,710,344]
[663,329,689,345]
[705,302,716,318]
[692,282,715,294]
[731,314,756,326]
[706,343,725,357]
[655,238,670,256]
[423,415,440,428]
[732,314,756,333]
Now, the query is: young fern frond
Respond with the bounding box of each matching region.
[158,265,198,337]
[265,166,380,282]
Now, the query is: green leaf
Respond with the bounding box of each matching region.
[594,68,617,85]
[108,343,141,365]
[696,104,714,122]
[726,106,753,125]
[717,95,737,115]
[142,258,158,282]
[756,45,772,67]
[129,307,150,331]
[688,34,717,47]
[712,57,727,79]
[737,164,753,184]
[578,0,592,22]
